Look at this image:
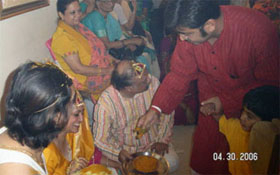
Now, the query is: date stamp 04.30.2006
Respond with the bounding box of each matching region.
[213,152,258,161]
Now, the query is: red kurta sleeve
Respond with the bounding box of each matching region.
[152,39,200,114]
[153,6,279,117]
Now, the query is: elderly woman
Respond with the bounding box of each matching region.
[82,0,161,79]
[52,0,117,105]
[0,62,73,174]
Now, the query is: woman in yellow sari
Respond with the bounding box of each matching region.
[43,91,119,175]
[52,0,118,104]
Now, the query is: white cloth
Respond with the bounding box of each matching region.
[0,127,48,175]
[113,3,128,25]
[163,144,179,173]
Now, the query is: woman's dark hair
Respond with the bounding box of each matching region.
[5,62,73,149]
[111,62,134,91]
[243,85,279,121]
[164,0,221,32]
[57,0,79,14]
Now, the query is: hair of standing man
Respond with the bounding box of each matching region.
[164,0,221,32]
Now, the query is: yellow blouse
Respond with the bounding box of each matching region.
[43,141,69,175]
[43,138,111,175]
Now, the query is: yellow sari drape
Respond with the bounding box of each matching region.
[43,92,111,175]
[52,21,91,91]
[68,92,94,160]
[52,21,113,102]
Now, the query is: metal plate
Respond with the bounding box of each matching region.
[123,152,169,175]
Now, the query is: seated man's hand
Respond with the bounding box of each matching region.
[118,149,133,164]
[151,142,169,156]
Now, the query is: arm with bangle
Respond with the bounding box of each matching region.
[151,105,162,114]
[136,106,161,129]
[122,37,144,46]
[63,53,113,76]
[124,0,137,31]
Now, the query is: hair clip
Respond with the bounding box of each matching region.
[76,92,85,107]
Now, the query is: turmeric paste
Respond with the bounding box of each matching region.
[133,156,158,173]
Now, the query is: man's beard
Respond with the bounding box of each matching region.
[199,25,208,37]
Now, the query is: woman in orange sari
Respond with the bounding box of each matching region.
[52,0,118,104]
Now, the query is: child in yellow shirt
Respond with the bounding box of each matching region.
[213,85,279,175]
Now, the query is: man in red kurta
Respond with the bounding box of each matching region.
[137,0,279,174]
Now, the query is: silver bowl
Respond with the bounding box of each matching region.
[123,151,169,175]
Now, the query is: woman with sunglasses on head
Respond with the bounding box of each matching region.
[0,62,73,175]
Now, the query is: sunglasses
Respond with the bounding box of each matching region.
[131,61,146,79]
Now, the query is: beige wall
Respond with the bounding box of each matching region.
[0,1,58,123]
